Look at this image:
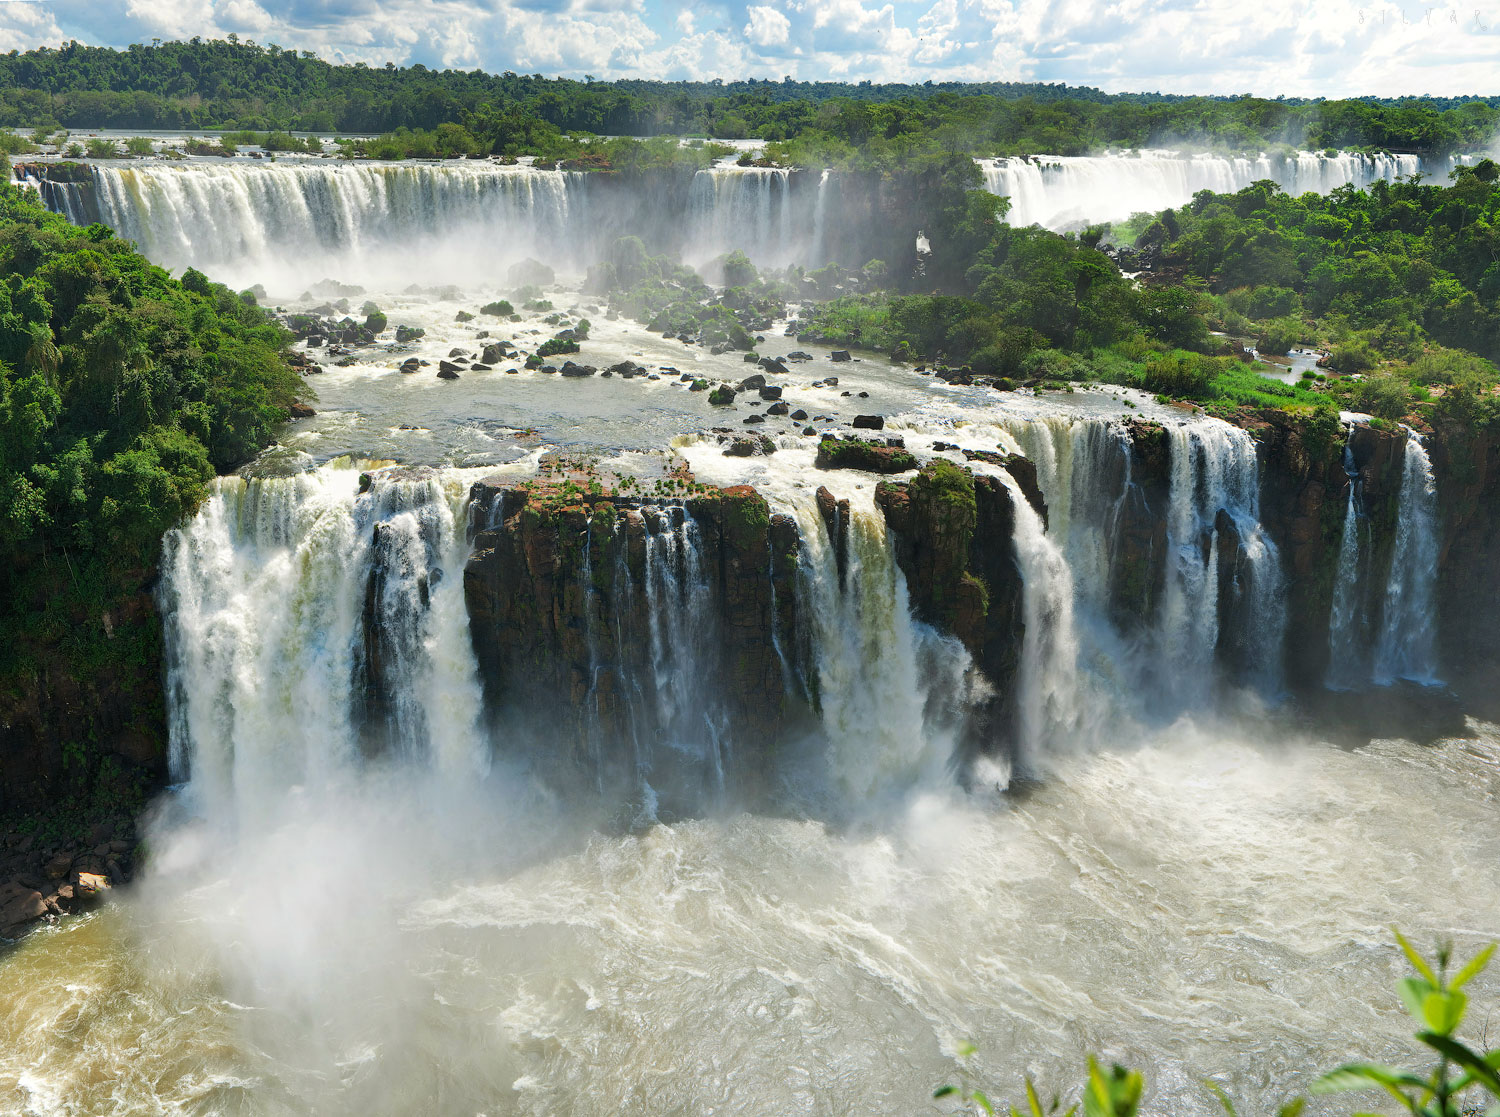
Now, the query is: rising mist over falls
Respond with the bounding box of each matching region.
[4,146,1500,1117]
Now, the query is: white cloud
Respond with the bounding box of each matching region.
[744,5,791,47]
[0,0,1492,95]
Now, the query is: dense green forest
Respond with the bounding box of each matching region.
[0,39,1495,159]
[797,157,1500,426]
[0,182,298,795]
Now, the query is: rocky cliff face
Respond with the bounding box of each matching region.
[874,457,1043,758]
[0,575,166,816]
[1429,419,1500,686]
[462,479,797,812]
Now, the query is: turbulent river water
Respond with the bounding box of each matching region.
[2,156,1497,1117]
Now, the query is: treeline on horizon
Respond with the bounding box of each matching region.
[0,39,1496,158]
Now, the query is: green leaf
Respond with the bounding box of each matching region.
[934,1086,959,1099]
[1394,928,1440,986]
[958,1042,978,1059]
[1420,989,1467,1036]
[1415,1033,1500,1094]
[1312,1064,1428,1094]
[1025,1078,1046,1117]
[1452,943,1497,990]
[1276,1098,1306,1117]
[1204,1080,1238,1117]
[971,1089,995,1116]
[1399,977,1436,1022]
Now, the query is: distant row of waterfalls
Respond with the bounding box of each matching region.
[14,148,1464,290]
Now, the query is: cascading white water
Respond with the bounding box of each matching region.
[809,168,831,268]
[688,165,799,268]
[981,149,1448,229]
[1373,433,1442,685]
[62,161,588,292]
[1326,435,1369,690]
[1158,423,1285,702]
[158,460,486,828]
[996,470,1081,769]
[792,495,971,799]
[639,508,730,800]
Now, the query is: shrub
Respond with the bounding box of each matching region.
[480,300,514,316]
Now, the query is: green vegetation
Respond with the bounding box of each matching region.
[0,182,298,795]
[937,932,1499,1117]
[0,40,1492,165]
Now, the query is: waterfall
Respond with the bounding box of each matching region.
[809,168,831,268]
[44,161,589,292]
[639,507,729,801]
[997,470,1081,769]
[158,461,485,828]
[792,496,970,799]
[688,165,798,268]
[1373,433,1442,686]
[980,149,1439,229]
[1157,423,1285,702]
[1326,435,1369,689]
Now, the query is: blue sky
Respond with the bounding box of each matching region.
[0,0,1496,96]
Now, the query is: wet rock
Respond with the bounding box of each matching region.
[758,385,783,401]
[289,402,316,419]
[561,362,595,377]
[437,365,461,380]
[852,415,885,430]
[470,363,492,371]
[766,401,790,416]
[395,325,425,343]
[709,385,736,406]
[830,350,852,362]
[739,373,766,391]
[744,413,766,425]
[481,343,505,364]
[791,409,808,421]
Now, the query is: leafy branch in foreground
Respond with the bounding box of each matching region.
[1313,930,1498,1117]
[938,931,1498,1117]
[935,1049,1141,1117]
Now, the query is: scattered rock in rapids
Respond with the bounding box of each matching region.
[395,325,425,343]
[791,409,808,421]
[437,365,461,380]
[830,350,852,362]
[739,373,766,391]
[758,385,783,401]
[852,415,885,430]
[289,402,316,419]
[709,385,736,406]
[561,362,595,377]
[469,363,492,371]
[744,413,766,425]
[766,401,790,416]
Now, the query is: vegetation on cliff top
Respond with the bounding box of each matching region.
[0,181,298,793]
[798,159,1500,428]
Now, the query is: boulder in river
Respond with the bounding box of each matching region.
[739,373,766,391]
[830,351,852,362]
[852,414,885,430]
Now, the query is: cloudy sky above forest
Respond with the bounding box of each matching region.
[0,0,1495,96]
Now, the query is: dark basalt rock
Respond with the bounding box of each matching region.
[815,436,916,474]
[852,415,884,430]
[462,481,798,810]
[830,351,852,362]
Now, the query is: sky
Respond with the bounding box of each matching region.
[0,0,1496,97]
